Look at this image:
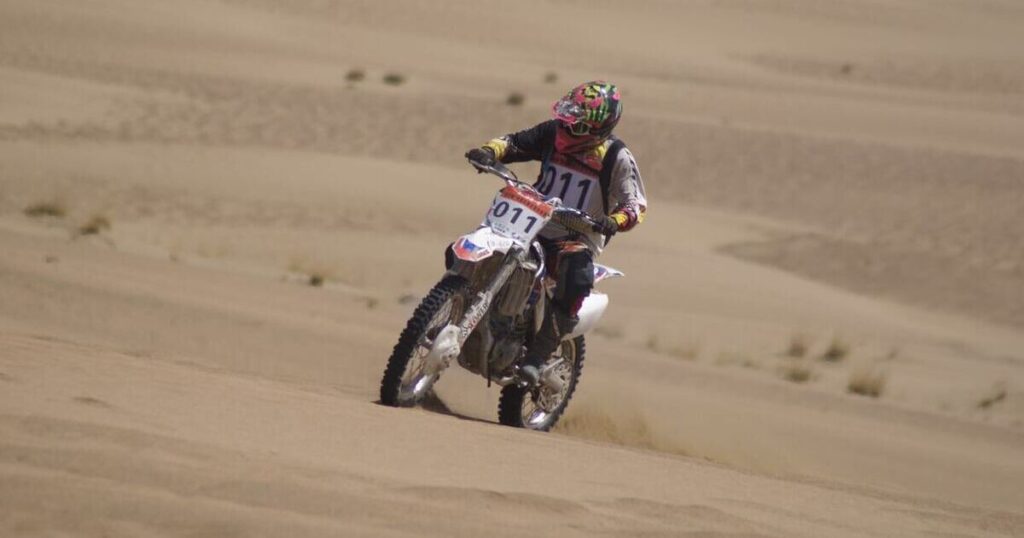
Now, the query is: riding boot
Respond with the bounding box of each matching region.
[519,308,576,387]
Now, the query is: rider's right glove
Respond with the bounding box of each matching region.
[465,147,496,169]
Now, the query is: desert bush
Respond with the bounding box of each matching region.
[785,334,808,358]
[544,71,558,84]
[820,337,850,362]
[780,361,814,383]
[847,367,886,397]
[668,342,700,361]
[382,73,406,85]
[308,273,325,287]
[977,383,1007,409]
[645,333,660,352]
[594,325,624,339]
[345,69,366,82]
[506,92,525,106]
[78,215,111,235]
[24,201,66,218]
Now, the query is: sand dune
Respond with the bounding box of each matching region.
[2,0,1023,536]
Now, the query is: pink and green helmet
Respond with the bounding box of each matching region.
[552,81,622,139]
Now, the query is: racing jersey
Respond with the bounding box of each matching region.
[483,120,647,253]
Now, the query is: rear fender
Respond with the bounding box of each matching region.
[567,291,609,339]
[564,265,622,338]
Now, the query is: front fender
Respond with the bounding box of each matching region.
[451,227,516,262]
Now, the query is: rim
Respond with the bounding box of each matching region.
[521,339,577,428]
[397,294,462,405]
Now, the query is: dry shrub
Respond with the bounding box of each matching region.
[780,361,814,383]
[977,383,1007,409]
[506,92,525,106]
[345,68,366,82]
[645,333,660,352]
[24,201,66,218]
[382,73,406,85]
[78,215,111,235]
[644,334,699,360]
[668,342,700,361]
[848,366,886,397]
[785,334,808,358]
[820,337,850,362]
[288,257,336,287]
[544,71,558,84]
[594,325,624,339]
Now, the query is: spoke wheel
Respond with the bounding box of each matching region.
[380,276,467,407]
[498,336,585,431]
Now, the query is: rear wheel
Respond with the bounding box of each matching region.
[497,336,585,431]
[380,275,467,407]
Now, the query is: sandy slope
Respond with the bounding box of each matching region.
[2,0,1024,536]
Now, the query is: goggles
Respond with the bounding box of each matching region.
[552,98,592,136]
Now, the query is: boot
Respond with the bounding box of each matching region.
[520,308,576,387]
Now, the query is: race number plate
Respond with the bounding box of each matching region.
[484,186,553,245]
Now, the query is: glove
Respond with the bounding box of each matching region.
[592,214,619,236]
[465,147,496,168]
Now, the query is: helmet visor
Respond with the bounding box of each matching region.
[552,98,591,136]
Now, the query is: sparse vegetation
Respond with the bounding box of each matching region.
[365,297,379,309]
[667,342,700,361]
[780,361,814,383]
[847,367,886,397]
[397,293,419,305]
[345,68,366,82]
[78,215,111,235]
[820,337,850,362]
[594,325,624,339]
[288,257,336,288]
[715,351,754,369]
[382,72,406,86]
[977,383,1008,409]
[506,92,525,106]
[24,201,66,218]
[644,333,700,360]
[544,71,558,84]
[645,333,660,352]
[785,334,809,358]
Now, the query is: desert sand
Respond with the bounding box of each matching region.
[2,1,1023,536]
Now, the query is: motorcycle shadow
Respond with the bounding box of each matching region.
[375,390,495,426]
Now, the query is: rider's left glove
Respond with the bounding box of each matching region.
[465,147,496,169]
[592,215,619,237]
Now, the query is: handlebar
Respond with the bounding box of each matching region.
[469,160,520,184]
[468,158,599,235]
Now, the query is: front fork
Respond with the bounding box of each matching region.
[421,249,524,375]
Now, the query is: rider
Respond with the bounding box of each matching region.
[464,81,647,387]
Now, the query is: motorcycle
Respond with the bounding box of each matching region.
[379,159,623,431]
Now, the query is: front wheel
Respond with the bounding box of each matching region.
[380,275,467,407]
[498,336,585,431]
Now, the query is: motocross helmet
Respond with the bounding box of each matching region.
[552,81,622,153]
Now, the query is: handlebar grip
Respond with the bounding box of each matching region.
[552,210,595,235]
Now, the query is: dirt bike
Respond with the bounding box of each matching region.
[378,159,623,431]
